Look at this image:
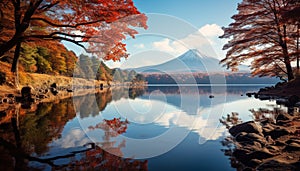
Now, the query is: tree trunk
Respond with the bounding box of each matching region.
[282,42,294,81]
[297,24,299,70]
[282,25,294,81]
[284,56,294,81]
[11,42,21,73]
[0,36,20,57]
[12,42,21,88]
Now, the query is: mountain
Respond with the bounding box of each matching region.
[130,49,279,84]
[132,49,250,73]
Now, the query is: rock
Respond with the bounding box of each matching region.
[2,98,8,103]
[257,160,297,171]
[229,121,263,137]
[21,86,32,99]
[67,89,73,92]
[266,135,275,145]
[286,138,300,144]
[259,88,268,92]
[285,142,300,151]
[266,145,280,153]
[242,168,252,171]
[263,123,275,135]
[7,94,14,98]
[258,95,271,100]
[248,147,276,160]
[275,82,285,88]
[275,140,286,146]
[247,159,262,167]
[276,113,292,122]
[276,113,293,126]
[235,132,249,142]
[39,94,47,99]
[232,148,275,167]
[246,92,253,97]
[8,99,14,104]
[0,111,6,118]
[44,89,49,93]
[235,132,266,144]
[276,98,288,105]
[269,128,290,139]
[288,95,300,106]
[232,149,250,162]
[15,96,22,102]
[50,87,59,96]
[50,83,57,88]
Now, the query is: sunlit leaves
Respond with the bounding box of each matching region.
[220,0,298,81]
[0,0,147,71]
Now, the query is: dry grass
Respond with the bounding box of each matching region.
[0,61,109,96]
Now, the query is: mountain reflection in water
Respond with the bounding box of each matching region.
[0,85,280,170]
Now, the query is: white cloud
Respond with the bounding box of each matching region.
[104,60,122,69]
[53,128,91,148]
[199,24,224,37]
[134,43,145,49]
[151,24,227,59]
[152,38,188,55]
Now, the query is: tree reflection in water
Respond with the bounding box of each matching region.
[0,87,148,170]
[220,106,300,171]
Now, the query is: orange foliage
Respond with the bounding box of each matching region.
[0,0,147,63]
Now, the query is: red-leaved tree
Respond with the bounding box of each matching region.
[0,0,147,72]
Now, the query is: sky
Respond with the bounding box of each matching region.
[65,0,242,69]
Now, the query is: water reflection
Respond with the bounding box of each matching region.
[0,88,148,170]
[0,85,277,170]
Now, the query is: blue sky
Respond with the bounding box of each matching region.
[109,0,242,68]
[133,0,240,28]
[65,0,242,68]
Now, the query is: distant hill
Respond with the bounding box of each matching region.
[132,49,250,73]
[143,72,279,84]
[130,49,279,84]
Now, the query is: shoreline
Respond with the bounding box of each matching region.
[257,76,300,97]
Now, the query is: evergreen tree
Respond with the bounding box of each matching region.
[113,69,123,82]
[128,70,137,81]
[79,54,95,79]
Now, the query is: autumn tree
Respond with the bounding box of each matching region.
[79,54,94,79]
[96,61,113,81]
[220,0,299,81]
[0,0,147,73]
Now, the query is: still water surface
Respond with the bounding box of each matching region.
[0,85,283,170]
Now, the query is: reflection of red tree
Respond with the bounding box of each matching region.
[65,146,148,171]
[89,118,129,135]
[62,118,148,171]
[88,118,129,157]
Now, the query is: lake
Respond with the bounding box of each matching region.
[0,85,288,170]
